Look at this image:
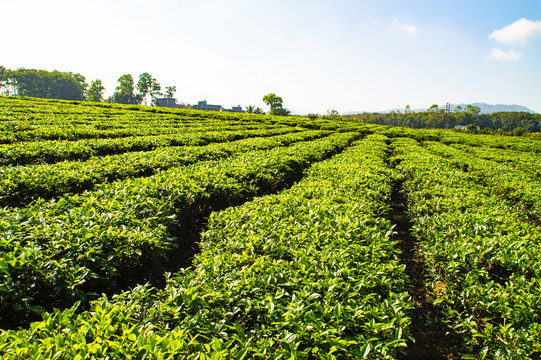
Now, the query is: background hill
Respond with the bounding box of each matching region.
[451,103,536,114]
[344,103,537,115]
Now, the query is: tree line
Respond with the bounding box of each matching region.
[0,67,177,106]
[0,67,88,101]
[3,67,537,128]
[344,104,541,134]
[0,66,288,116]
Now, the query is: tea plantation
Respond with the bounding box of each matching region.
[0,96,540,359]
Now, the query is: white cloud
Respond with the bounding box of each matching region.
[489,18,541,44]
[392,20,418,34]
[403,24,418,34]
[487,48,522,61]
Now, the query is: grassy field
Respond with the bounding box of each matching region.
[0,96,540,359]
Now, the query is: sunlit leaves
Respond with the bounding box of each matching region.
[394,138,541,358]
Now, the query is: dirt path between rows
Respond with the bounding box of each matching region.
[390,184,461,359]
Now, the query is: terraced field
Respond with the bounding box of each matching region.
[0,96,540,359]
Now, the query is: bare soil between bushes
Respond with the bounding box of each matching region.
[390,185,462,360]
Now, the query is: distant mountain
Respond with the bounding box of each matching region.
[452,103,536,114]
[343,103,537,115]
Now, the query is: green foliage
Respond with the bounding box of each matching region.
[86,79,105,102]
[137,72,161,105]
[0,129,326,206]
[1,68,87,100]
[263,93,290,116]
[271,107,291,116]
[113,74,141,104]
[0,134,412,359]
[164,86,176,98]
[262,93,282,109]
[346,111,541,133]
[0,127,356,325]
[245,105,265,114]
[394,138,541,358]
[0,127,298,167]
[466,123,478,133]
[465,104,481,115]
[427,104,439,112]
[513,126,525,136]
[2,97,541,358]
[323,109,341,120]
[480,127,493,135]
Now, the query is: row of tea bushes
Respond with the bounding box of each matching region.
[0,130,329,207]
[0,134,412,359]
[424,141,541,223]
[394,138,541,359]
[0,126,298,166]
[0,132,358,327]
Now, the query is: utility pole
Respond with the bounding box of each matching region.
[445,103,450,130]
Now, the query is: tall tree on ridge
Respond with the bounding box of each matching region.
[113,74,140,104]
[165,86,176,99]
[263,93,290,116]
[137,72,161,105]
[87,79,105,102]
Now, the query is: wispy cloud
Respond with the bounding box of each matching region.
[489,18,541,44]
[402,24,418,34]
[486,48,522,61]
[392,20,418,34]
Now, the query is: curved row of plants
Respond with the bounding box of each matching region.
[0,95,389,139]
[448,142,541,166]
[0,114,226,129]
[0,126,298,166]
[423,141,541,222]
[0,122,282,144]
[0,115,256,131]
[393,138,541,358]
[0,134,413,359]
[0,132,358,328]
[0,130,329,207]
[369,125,541,153]
[0,96,266,126]
[439,132,541,153]
[0,96,278,124]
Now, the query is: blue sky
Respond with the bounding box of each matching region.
[3,0,541,113]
